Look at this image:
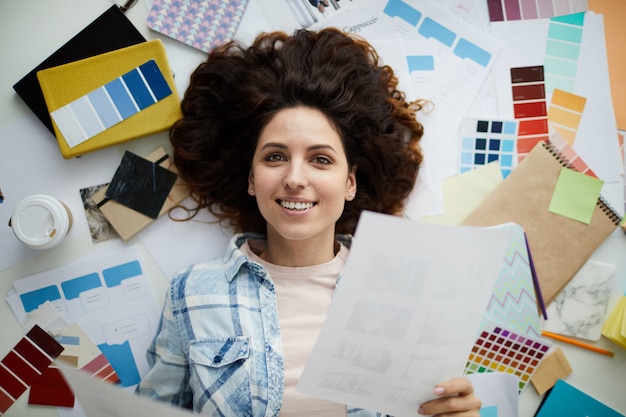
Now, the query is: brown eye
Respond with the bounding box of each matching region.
[266,153,286,162]
[312,156,332,165]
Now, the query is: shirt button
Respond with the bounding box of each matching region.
[213,355,222,363]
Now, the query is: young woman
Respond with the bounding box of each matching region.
[137,28,481,416]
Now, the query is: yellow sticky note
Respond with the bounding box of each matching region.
[548,167,603,224]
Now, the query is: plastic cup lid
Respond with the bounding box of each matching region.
[11,194,71,249]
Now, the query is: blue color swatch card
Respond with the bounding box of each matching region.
[50,60,172,148]
[459,117,518,178]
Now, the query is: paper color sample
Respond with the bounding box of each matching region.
[0,325,64,415]
[418,161,503,226]
[530,347,572,395]
[548,167,604,224]
[298,211,515,416]
[147,0,249,53]
[464,322,551,393]
[548,89,586,145]
[544,260,615,341]
[465,372,519,417]
[487,0,588,22]
[105,150,178,219]
[544,13,585,94]
[459,117,518,178]
[548,131,597,178]
[511,65,549,161]
[535,379,625,417]
[27,319,121,408]
[588,0,626,129]
[462,140,621,306]
[50,60,172,148]
[94,147,189,241]
[28,367,74,407]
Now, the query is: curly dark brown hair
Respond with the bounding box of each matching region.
[170,28,425,235]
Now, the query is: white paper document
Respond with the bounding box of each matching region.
[61,367,194,417]
[297,211,514,416]
[311,0,502,185]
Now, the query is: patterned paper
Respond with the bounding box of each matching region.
[147,0,249,53]
[482,223,542,338]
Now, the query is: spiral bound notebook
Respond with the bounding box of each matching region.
[463,139,621,306]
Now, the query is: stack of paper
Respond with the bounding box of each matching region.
[602,293,626,349]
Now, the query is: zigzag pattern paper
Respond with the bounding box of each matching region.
[482,223,542,338]
[147,0,249,53]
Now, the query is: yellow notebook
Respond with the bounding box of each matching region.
[36,40,181,159]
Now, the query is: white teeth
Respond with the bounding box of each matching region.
[280,200,314,210]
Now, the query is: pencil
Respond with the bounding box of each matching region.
[524,234,547,319]
[541,330,615,357]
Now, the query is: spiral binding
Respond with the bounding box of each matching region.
[541,140,572,169]
[541,140,623,226]
[597,196,622,226]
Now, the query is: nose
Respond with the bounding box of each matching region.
[283,160,307,189]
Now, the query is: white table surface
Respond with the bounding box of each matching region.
[0,1,625,416]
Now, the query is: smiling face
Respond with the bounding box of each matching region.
[248,106,357,256]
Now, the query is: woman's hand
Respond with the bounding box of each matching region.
[417,377,481,416]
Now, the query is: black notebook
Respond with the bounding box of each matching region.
[13,5,146,134]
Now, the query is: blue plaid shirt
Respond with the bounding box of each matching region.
[137,233,386,417]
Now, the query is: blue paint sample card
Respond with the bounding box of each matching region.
[50,60,172,148]
[459,117,518,178]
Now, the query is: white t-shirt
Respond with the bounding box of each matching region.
[241,239,348,416]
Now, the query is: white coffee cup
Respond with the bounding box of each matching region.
[10,194,74,250]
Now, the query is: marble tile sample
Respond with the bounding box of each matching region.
[543,260,616,341]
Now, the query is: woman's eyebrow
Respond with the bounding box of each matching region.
[259,143,338,154]
[307,144,337,154]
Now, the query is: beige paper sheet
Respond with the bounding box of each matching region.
[588,0,626,129]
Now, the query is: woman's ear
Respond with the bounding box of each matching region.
[346,165,357,201]
[248,171,256,196]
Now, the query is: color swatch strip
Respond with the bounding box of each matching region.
[544,13,585,94]
[50,59,172,148]
[0,325,63,415]
[29,352,119,407]
[548,88,586,145]
[511,65,549,161]
[548,133,597,178]
[487,0,587,22]
[459,118,518,178]
[464,322,551,393]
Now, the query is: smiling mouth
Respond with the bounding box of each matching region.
[279,200,316,211]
